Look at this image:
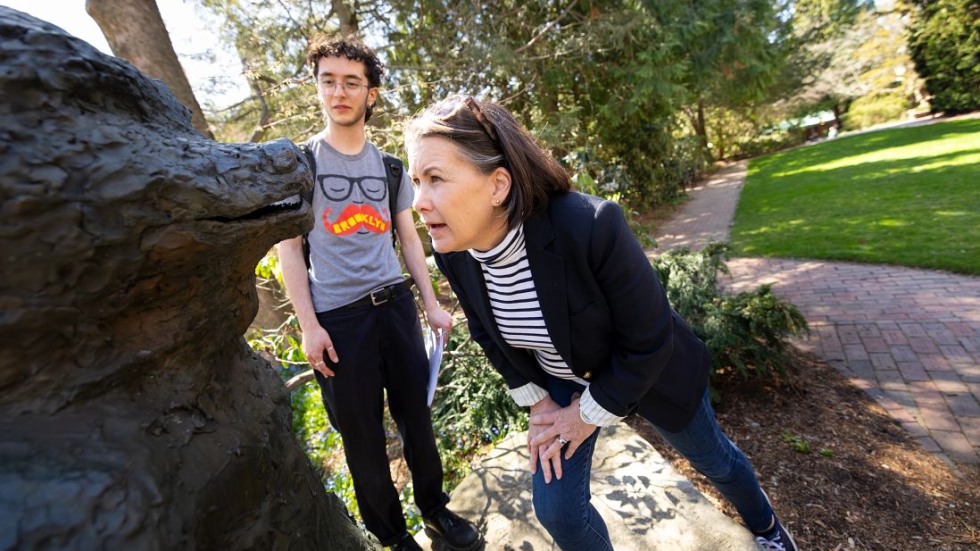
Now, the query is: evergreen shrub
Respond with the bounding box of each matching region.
[652,243,808,387]
[429,322,528,487]
[842,92,909,130]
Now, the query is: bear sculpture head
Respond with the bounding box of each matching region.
[0,8,371,549]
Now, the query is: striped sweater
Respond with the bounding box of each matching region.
[469,224,622,427]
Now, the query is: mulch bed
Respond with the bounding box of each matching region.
[626,350,980,550]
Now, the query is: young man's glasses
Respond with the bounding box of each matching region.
[318,79,370,95]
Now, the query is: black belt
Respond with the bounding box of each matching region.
[343,280,410,309]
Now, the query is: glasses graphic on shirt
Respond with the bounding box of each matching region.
[317,174,388,202]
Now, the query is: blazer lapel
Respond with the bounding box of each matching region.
[447,250,501,339]
[523,214,573,368]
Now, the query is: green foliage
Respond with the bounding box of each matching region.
[731,118,980,275]
[679,0,790,109]
[703,105,809,161]
[247,260,526,530]
[701,284,809,380]
[249,315,308,371]
[841,92,909,129]
[908,0,980,113]
[565,150,658,248]
[791,0,871,43]
[195,0,916,177]
[429,321,528,487]
[768,2,929,151]
[247,251,307,376]
[652,243,808,384]
[388,1,703,207]
[782,433,835,456]
[290,381,360,517]
[198,0,812,204]
[654,242,732,319]
[782,432,811,454]
[731,124,803,160]
[254,250,281,283]
[199,0,345,142]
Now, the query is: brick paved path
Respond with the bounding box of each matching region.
[648,161,980,467]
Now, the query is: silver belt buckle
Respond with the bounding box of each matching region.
[370,286,389,306]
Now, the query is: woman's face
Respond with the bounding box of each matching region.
[409,136,510,253]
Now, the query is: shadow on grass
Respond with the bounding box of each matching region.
[734,147,980,275]
[750,118,980,177]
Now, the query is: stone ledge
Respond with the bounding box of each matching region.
[420,424,759,550]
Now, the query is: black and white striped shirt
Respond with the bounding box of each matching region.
[470,224,581,382]
[469,224,621,426]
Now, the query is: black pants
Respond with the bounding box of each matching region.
[313,288,449,545]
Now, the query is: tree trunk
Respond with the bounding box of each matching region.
[332,0,358,35]
[694,100,707,143]
[86,0,214,139]
[244,56,272,143]
[832,101,843,129]
[692,99,714,162]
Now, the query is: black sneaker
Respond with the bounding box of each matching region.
[423,508,482,551]
[389,532,423,551]
[754,520,798,551]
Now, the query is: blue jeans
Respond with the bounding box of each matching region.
[531,378,773,550]
[653,389,774,533]
[531,378,613,551]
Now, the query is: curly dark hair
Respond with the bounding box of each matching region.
[306,35,385,122]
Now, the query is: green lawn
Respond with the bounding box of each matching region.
[730,118,980,275]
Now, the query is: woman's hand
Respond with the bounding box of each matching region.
[528,395,563,481]
[529,394,598,483]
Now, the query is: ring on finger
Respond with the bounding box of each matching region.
[557,435,569,446]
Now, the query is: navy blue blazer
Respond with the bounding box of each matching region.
[434,192,710,432]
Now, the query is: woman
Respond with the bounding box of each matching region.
[405,95,798,551]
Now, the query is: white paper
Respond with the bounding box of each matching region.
[425,328,443,407]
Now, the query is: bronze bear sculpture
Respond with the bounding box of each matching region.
[0,7,375,550]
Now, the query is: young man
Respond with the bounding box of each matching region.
[277,36,481,551]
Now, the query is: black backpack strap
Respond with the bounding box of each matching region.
[381,152,403,215]
[299,142,316,268]
[381,152,404,244]
[299,143,316,205]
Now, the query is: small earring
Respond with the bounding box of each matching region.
[493,199,501,206]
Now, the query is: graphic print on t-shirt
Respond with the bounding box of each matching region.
[317,172,391,236]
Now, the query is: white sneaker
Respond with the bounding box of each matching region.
[754,521,798,551]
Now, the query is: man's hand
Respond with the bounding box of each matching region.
[425,305,453,348]
[302,324,337,377]
[529,394,598,483]
[277,236,333,376]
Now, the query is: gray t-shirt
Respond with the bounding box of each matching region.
[306,135,413,312]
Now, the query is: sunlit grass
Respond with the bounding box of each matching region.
[731,118,980,275]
